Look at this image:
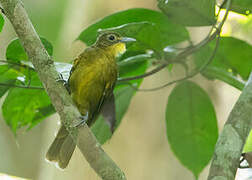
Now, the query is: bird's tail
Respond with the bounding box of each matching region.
[46,125,76,169]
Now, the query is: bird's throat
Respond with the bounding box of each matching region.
[108,42,126,57]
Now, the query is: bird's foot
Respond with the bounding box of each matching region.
[56,73,67,83]
[56,73,70,93]
[74,113,89,127]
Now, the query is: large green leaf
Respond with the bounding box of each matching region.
[2,72,53,134]
[223,0,252,15]
[0,14,4,33]
[118,54,150,81]
[0,65,19,98]
[216,37,252,80]
[78,8,189,54]
[28,104,55,130]
[0,62,71,133]
[3,37,54,133]
[166,81,218,178]
[194,37,252,90]
[6,37,53,63]
[158,0,216,26]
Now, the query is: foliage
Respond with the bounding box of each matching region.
[0,0,252,178]
[166,81,218,178]
[224,0,252,15]
[194,37,251,90]
[6,37,53,63]
[157,0,216,26]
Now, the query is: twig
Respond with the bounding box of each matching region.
[0,0,126,179]
[118,2,228,83]
[0,82,44,90]
[120,0,228,91]
[128,35,220,92]
[118,63,167,82]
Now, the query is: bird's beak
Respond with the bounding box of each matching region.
[120,37,136,43]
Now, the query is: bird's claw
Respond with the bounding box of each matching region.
[74,113,89,128]
[56,73,70,93]
[56,73,66,83]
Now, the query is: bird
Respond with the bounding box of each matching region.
[46,31,135,169]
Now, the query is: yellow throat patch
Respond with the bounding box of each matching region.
[109,42,126,57]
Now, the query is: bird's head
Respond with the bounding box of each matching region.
[95,32,135,57]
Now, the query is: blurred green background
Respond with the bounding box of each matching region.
[0,0,251,179]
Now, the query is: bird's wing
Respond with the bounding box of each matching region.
[68,55,82,81]
[95,81,116,133]
[100,93,116,133]
[96,81,115,114]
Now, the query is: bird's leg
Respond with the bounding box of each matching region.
[56,73,70,93]
[56,73,67,83]
[74,112,89,127]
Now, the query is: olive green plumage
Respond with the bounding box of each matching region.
[46,32,128,169]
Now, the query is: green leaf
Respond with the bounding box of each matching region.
[101,22,188,56]
[244,130,252,153]
[166,81,218,177]
[157,0,216,26]
[6,37,53,63]
[28,104,55,130]
[216,37,252,80]
[2,72,52,134]
[78,8,189,54]
[0,14,4,33]
[0,65,20,98]
[223,0,252,15]
[194,37,252,89]
[200,66,245,90]
[118,54,150,82]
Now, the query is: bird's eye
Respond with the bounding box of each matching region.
[108,35,116,41]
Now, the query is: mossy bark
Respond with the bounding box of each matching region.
[208,73,252,180]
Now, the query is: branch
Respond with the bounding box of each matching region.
[129,35,221,92]
[207,71,252,180]
[0,0,126,179]
[207,1,252,179]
